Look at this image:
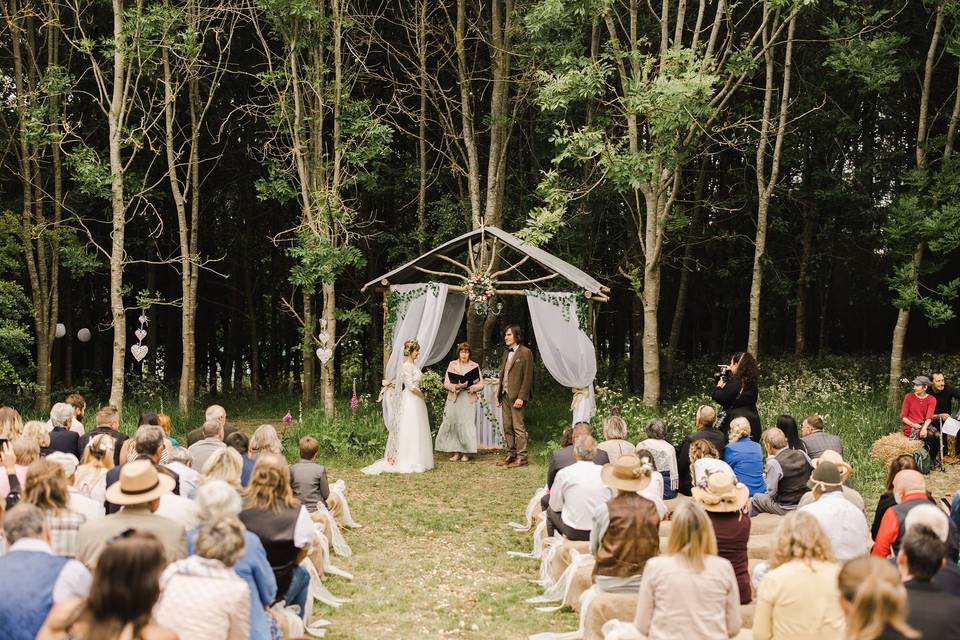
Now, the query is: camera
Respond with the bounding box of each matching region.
[713,365,731,382]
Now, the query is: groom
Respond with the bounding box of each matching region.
[497,324,534,468]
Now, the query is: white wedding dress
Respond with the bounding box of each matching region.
[362,361,434,474]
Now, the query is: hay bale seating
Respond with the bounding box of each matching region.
[548,540,592,584]
[582,594,757,640]
[870,432,923,465]
[564,560,597,611]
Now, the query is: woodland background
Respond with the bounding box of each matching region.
[1,0,959,418]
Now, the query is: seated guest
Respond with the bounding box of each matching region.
[872,455,919,540]
[799,461,871,561]
[163,446,201,499]
[800,414,843,459]
[48,403,80,459]
[798,451,865,509]
[24,419,52,456]
[633,502,741,640]
[4,437,38,501]
[547,436,612,541]
[597,416,633,463]
[240,453,318,620]
[74,433,115,499]
[0,405,23,440]
[202,447,244,490]
[291,436,330,512]
[722,417,766,496]
[931,371,960,458]
[689,440,734,487]
[225,431,255,487]
[897,525,960,638]
[45,452,103,522]
[64,395,86,435]
[902,504,960,597]
[77,405,127,467]
[78,459,187,568]
[248,424,283,458]
[154,518,250,640]
[590,454,660,593]
[186,404,235,447]
[636,418,679,499]
[187,420,227,471]
[692,470,752,604]
[837,556,918,640]
[900,375,939,463]
[873,469,959,561]
[776,414,807,452]
[191,481,276,640]
[634,449,667,518]
[37,531,176,640]
[753,511,845,640]
[155,483,200,531]
[0,504,91,640]
[23,459,87,558]
[749,428,812,517]
[541,423,608,511]
[104,425,181,514]
[677,405,726,495]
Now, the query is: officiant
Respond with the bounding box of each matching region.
[435,342,484,461]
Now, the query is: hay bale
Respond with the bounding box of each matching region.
[563,561,596,611]
[583,592,638,640]
[870,433,922,465]
[749,513,783,536]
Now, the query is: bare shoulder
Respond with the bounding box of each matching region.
[143,624,180,640]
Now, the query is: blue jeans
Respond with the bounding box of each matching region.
[284,564,310,620]
[662,471,678,500]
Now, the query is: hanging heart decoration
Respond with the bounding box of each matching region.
[135,329,147,341]
[317,331,330,346]
[139,314,148,325]
[316,347,333,364]
[132,306,149,364]
[131,344,149,362]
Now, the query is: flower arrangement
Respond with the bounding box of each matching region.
[464,272,495,310]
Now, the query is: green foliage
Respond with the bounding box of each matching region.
[65,144,112,199]
[288,229,365,288]
[0,213,35,399]
[515,170,573,246]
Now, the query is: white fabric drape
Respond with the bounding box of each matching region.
[381,284,465,428]
[526,292,597,424]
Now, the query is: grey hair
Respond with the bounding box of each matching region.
[166,446,193,466]
[201,420,222,438]
[135,424,166,456]
[49,402,74,429]
[205,404,226,421]
[195,516,246,567]
[905,504,950,542]
[3,503,46,544]
[573,435,597,461]
[761,427,788,451]
[195,479,242,522]
[602,416,628,440]
[645,418,667,441]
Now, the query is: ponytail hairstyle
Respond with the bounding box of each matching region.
[838,556,918,640]
[403,338,420,357]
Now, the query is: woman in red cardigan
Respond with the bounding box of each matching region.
[902,375,938,462]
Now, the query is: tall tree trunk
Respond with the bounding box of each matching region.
[416,0,428,251]
[244,260,261,398]
[321,283,336,414]
[302,291,315,404]
[794,212,814,356]
[888,243,925,405]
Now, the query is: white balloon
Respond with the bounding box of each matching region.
[55,323,66,338]
[77,328,91,342]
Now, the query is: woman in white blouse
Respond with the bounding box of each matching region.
[597,415,634,462]
[636,418,680,499]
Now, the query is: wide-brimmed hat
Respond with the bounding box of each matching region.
[811,449,853,481]
[104,459,175,505]
[601,454,652,493]
[913,375,932,387]
[692,471,749,513]
[807,460,844,493]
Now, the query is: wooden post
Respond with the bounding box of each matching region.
[381,290,390,376]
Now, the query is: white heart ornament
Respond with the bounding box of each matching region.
[131,344,149,362]
[135,329,147,341]
[138,315,148,325]
[317,331,330,346]
[316,347,333,364]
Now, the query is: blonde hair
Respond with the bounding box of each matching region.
[667,501,717,572]
[202,447,244,489]
[403,338,420,357]
[157,413,172,436]
[688,439,718,484]
[770,511,833,568]
[23,459,69,514]
[728,418,752,443]
[0,407,23,439]
[22,420,50,449]
[195,517,246,567]
[249,424,282,456]
[838,556,918,640]
[12,437,40,466]
[80,434,115,470]
[602,415,628,440]
[242,453,299,512]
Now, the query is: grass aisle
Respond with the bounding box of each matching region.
[319,452,579,639]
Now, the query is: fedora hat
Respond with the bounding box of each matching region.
[104,459,175,506]
[692,471,749,513]
[811,449,853,481]
[601,454,652,493]
[807,460,844,493]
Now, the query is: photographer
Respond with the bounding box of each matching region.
[711,352,761,442]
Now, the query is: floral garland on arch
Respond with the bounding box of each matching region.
[526,289,591,335]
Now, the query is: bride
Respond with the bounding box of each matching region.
[362,338,435,474]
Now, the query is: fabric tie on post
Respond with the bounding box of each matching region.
[377,381,394,403]
[570,387,590,412]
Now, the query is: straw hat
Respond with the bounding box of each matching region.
[811,449,853,481]
[807,460,844,494]
[104,459,175,505]
[601,454,652,493]
[692,471,749,513]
